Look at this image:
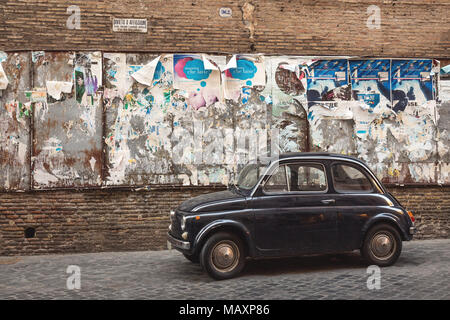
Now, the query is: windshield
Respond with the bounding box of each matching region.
[236,163,269,190]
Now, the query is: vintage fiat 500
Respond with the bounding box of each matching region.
[167,153,416,280]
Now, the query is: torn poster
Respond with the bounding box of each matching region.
[31,51,45,63]
[0,51,7,63]
[74,52,103,104]
[90,51,103,87]
[306,59,350,108]
[391,59,433,113]
[307,102,353,123]
[224,54,265,101]
[46,81,73,100]
[0,62,9,90]
[350,59,391,111]
[440,80,450,102]
[104,53,131,98]
[271,57,311,116]
[441,64,450,75]
[202,54,219,71]
[173,54,221,110]
[25,90,47,103]
[131,55,162,87]
[351,102,379,139]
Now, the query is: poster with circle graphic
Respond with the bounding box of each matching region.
[224,55,265,101]
[173,54,221,110]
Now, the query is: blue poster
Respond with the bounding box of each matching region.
[306,59,349,108]
[350,59,391,110]
[391,59,433,112]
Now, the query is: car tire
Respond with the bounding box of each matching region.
[200,232,246,280]
[183,253,199,263]
[361,223,402,267]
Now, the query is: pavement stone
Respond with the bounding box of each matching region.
[0,239,449,300]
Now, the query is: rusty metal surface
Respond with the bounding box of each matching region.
[0,52,31,191]
[31,52,103,189]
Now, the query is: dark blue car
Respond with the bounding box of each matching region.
[168,153,416,280]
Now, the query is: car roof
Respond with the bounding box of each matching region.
[277,152,365,164]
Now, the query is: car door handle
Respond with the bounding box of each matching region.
[321,199,335,205]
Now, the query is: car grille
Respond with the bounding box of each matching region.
[170,211,183,238]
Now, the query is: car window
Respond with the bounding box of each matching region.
[332,163,373,193]
[236,163,268,190]
[264,165,290,193]
[296,164,327,192]
[263,163,327,193]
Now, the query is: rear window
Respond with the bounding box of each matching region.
[332,163,373,193]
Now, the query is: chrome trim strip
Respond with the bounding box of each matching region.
[167,233,190,250]
[192,198,244,212]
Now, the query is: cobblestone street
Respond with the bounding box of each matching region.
[0,239,449,300]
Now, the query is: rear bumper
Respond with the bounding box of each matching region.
[167,232,191,251]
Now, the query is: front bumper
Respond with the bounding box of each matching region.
[167,232,191,251]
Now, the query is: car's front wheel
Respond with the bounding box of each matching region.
[361,223,402,267]
[200,232,246,280]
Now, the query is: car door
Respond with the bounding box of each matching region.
[330,162,385,251]
[251,160,338,256]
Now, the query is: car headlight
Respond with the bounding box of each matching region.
[170,210,175,221]
[181,216,186,230]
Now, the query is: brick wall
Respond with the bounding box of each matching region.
[0,186,448,256]
[1,0,449,57]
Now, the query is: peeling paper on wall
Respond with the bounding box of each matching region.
[0,51,7,62]
[131,55,161,87]
[46,81,73,100]
[440,80,450,102]
[31,51,44,63]
[90,51,103,87]
[0,63,9,90]
[202,54,219,71]
[224,54,265,101]
[270,56,312,116]
[25,89,47,103]
[308,102,354,121]
[173,54,222,110]
[104,53,131,97]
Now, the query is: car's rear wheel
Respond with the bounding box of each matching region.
[183,253,199,263]
[361,223,402,267]
[200,232,246,280]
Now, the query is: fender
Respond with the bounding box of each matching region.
[361,213,409,245]
[193,219,255,257]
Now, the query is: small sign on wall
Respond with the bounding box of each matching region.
[219,7,232,18]
[112,18,148,33]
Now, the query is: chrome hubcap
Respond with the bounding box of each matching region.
[370,232,396,260]
[211,241,239,272]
